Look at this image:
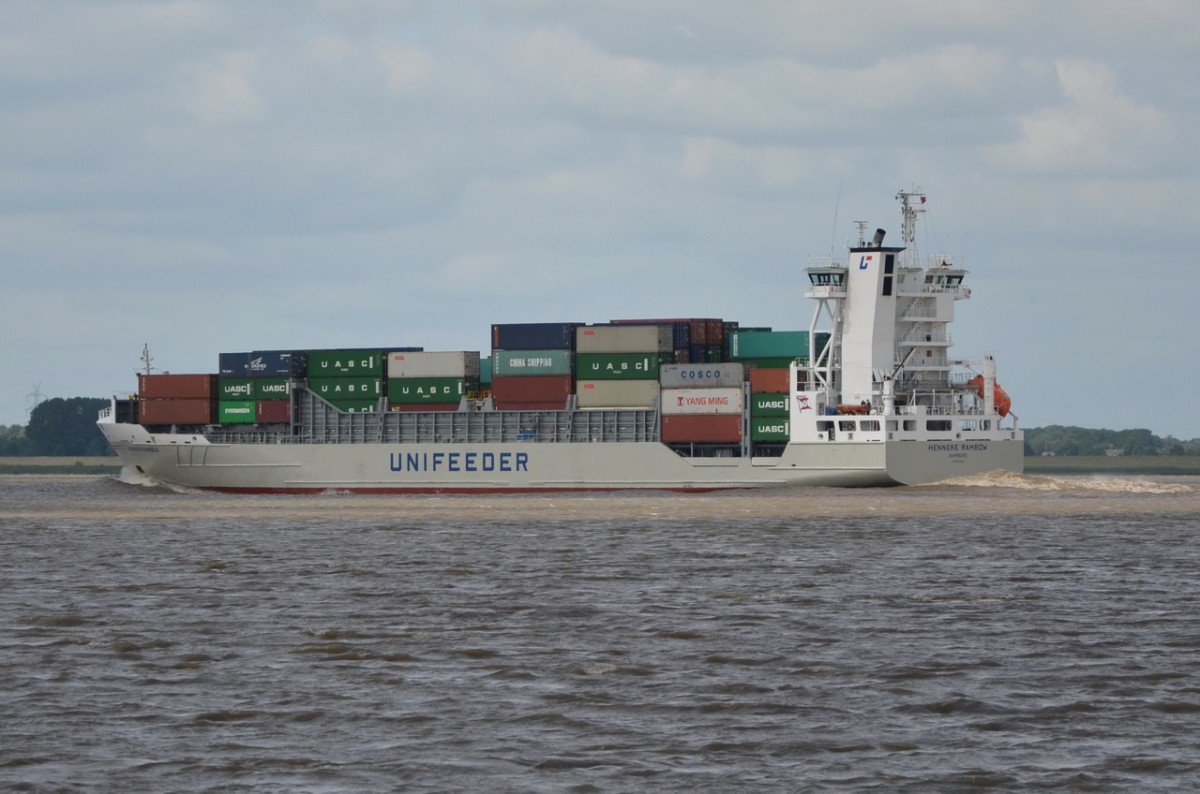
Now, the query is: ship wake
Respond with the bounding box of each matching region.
[935,469,1194,494]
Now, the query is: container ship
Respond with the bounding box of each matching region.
[98,191,1023,492]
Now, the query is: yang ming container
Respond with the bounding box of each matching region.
[661,387,743,415]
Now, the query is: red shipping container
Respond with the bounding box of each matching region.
[661,414,742,443]
[490,374,573,402]
[138,398,214,425]
[748,367,790,394]
[256,400,291,423]
[388,403,459,412]
[493,401,569,411]
[138,373,217,400]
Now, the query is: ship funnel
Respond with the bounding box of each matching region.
[872,228,886,247]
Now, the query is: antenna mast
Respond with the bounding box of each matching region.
[140,344,155,376]
[896,188,926,268]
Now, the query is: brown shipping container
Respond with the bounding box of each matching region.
[661,414,743,443]
[138,373,217,400]
[748,367,790,394]
[256,400,291,424]
[138,398,214,425]
[490,375,573,403]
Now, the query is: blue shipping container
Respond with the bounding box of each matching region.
[492,322,579,351]
[249,350,306,377]
[219,352,250,377]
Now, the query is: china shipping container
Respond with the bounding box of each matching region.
[660,414,743,443]
[138,374,217,400]
[256,400,291,424]
[218,400,256,425]
[751,417,790,442]
[575,353,663,381]
[576,325,672,354]
[575,380,659,409]
[138,398,214,425]
[386,351,480,380]
[306,350,384,377]
[387,377,467,404]
[748,368,790,394]
[248,350,307,377]
[491,322,578,351]
[491,375,573,408]
[660,387,743,415]
[491,349,573,377]
[660,363,744,389]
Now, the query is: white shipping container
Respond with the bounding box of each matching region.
[576,325,672,354]
[660,363,745,389]
[575,379,660,408]
[387,351,480,380]
[661,387,744,415]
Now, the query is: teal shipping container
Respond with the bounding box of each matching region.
[492,349,573,377]
[306,349,383,377]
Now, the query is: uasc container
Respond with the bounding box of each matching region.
[307,377,382,399]
[218,378,255,401]
[751,393,790,415]
[306,350,383,377]
[253,378,291,400]
[751,417,790,442]
[575,353,662,380]
[387,377,467,404]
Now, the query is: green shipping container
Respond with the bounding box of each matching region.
[330,399,379,414]
[575,352,663,381]
[750,416,790,442]
[480,357,492,386]
[218,377,254,400]
[308,377,382,401]
[492,349,574,376]
[732,357,807,370]
[388,377,469,404]
[306,349,383,377]
[254,378,291,400]
[751,394,790,415]
[218,400,256,424]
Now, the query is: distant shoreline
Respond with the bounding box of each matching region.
[2,455,1198,477]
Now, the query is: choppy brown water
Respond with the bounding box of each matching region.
[2,473,1199,792]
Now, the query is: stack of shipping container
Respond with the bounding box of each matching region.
[218,350,302,425]
[611,318,731,364]
[575,324,671,408]
[137,373,217,425]
[305,349,387,413]
[659,362,745,443]
[490,323,578,410]
[387,351,480,412]
[748,367,791,445]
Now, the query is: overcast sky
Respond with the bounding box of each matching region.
[3,1,1198,438]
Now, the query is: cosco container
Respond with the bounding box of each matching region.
[387,377,468,404]
[218,377,255,401]
[387,351,480,380]
[492,349,573,377]
[138,398,214,425]
[255,400,291,424]
[491,375,573,409]
[661,387,743,415]
[307,377,382,400]
[575,380,659,409]
[751,393,790,415]
[576,325,672,354]
[137,374,217,400]
[575,353,662,380]
[248,350,306,377]
[660,363,744,389]
[748,368,790,394]
[751,417,790,442]
[491,322,578,351]
[306,349,383,377]
[217,400,256,425]
[660,414,742,443]
[253,378,291,400]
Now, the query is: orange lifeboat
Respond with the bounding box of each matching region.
[968,375,1011,417]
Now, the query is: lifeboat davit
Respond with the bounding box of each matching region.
[968,375,1011,417]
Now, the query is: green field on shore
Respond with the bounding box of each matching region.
[3,455,1199,476]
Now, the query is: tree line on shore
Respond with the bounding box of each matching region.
[2,397,1197,457]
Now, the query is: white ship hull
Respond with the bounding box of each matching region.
[99,419,1022,492]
